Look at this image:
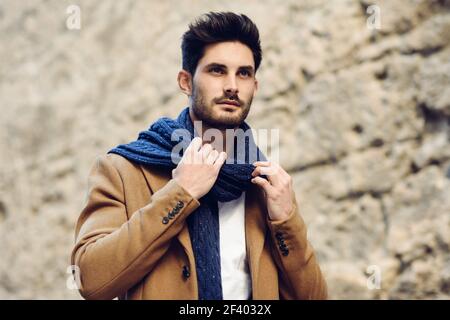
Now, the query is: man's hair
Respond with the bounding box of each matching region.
[181,12,262,76]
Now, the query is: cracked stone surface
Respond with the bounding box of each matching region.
[0,0,449,299]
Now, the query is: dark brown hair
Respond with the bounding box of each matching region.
[181,12,262,76]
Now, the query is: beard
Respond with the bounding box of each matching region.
[191,84,253,129]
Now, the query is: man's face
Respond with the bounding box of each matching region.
[190,41,258,129]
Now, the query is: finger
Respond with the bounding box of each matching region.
[252,165,283,187]
[252,161,271,167]
[184,137,202,163]
[192,140,209,165]
[206,149,219,165]
[213,151,227,170]
[251,176,275,195]
[251,165,276,177]
[187,136,202,153]
[200,143,213,161]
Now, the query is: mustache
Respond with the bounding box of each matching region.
[214,94,244,106]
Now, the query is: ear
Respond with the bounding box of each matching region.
[178,70,193,96]
[254,78,258,93]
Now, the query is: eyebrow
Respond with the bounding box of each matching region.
[204,63,254,73]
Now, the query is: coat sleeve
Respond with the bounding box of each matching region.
[266,195,328,300]
[71,154,200,300]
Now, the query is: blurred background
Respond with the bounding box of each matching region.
[0,0,449,299]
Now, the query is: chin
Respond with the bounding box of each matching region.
[215,117,243,128]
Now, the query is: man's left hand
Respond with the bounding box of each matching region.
[251,161,294,221]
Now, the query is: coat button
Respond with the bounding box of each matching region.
[175,201,184,210]
[282,249,290,256]
[279,243,288,250]
[168,212,175,219]
[182,265,190,278]
[162,217,169,224]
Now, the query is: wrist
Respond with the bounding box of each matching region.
[269,211,290,222]
[268,205,293,222]
[173,178,200,200]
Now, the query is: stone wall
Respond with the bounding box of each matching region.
[0,0,449,299]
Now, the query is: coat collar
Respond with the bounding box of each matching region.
[140,164,267,298]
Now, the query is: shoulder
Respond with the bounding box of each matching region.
[89,153,144,185]
[93,153,171,191]
[99,153,141,172]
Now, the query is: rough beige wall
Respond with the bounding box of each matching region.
[0,0,449,299]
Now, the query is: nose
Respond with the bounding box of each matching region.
[224,75,239,96]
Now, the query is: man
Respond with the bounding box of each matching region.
[71,12,327,300]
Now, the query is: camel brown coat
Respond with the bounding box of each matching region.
[71,153,327,300]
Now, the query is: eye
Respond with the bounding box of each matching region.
[238,70,252,77]
[209,67,225,74]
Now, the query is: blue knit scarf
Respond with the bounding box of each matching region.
[107,106,266,300]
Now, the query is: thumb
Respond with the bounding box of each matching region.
[251,176,272,196]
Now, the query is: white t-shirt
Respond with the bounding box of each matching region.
[218,191,252,300]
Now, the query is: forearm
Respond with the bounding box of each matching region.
[71,156,200,300]
[267,201,328,300]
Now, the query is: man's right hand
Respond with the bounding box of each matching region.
[172,137,227,200]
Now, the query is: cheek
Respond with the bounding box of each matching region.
[240,82,257,98]
[198,78,223,99]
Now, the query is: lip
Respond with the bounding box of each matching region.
[218,100,240,107]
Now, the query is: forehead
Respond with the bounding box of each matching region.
[198,41,255,69]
